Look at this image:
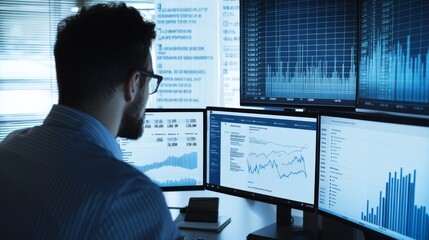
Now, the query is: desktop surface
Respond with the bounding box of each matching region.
[166,191,280,240]
[166,191,312,240]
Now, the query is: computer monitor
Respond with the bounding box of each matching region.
[206,107,318,238]
[117,108,205,191]
[152,0,240,108]
[318,112,429,239]
[240,0,359,110]
[357,0,429,117]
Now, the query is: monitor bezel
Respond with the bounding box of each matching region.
[205,106,319,212]
[142,108,207,192]
[317,110,429,239]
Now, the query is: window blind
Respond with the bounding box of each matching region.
[0,0,163,141]
[0,0,77,140]
[0,0,240,140]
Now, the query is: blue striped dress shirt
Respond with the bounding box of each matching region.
[0,104,181,239]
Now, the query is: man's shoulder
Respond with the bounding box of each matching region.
[81,155,157,192]
[1,130,154,197]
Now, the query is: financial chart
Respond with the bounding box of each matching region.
[208,110,317,205]
[117,111,204,188]
[240,0,358,107]
[318,115,429,240]
[358,0,429,115]
[246,137,309,179]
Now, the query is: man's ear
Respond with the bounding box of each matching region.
[124,71,140,102]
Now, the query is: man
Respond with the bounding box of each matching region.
[0,2,181,239]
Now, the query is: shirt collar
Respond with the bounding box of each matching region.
[44,104,123,160]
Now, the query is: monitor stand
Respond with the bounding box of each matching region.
[363,231,387,240]
[247,205,316,240]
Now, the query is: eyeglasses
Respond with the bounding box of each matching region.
[138,69,163,95]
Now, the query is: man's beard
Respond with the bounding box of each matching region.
[117,93,145,140]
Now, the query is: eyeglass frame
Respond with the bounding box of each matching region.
[138,69,163,95]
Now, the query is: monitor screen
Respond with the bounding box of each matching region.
[117,109,205,191]
[152,0,240,108]
[318,113,429,239]
[357,0,429,116]
[206,107,318,210]
[240,0,358,109]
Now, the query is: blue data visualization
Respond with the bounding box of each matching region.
[247,138,309,179]
[207,109,317,205]
[318,115,429,240]
[134,152,198,187]
[240,0,358,108]
[117,110,205,189]
[362,168,428,240]
[136,152,198,172]
[358,0,429,115]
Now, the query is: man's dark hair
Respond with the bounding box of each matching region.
[54,2,156,106]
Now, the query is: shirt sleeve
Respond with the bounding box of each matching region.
[91,178,181,240]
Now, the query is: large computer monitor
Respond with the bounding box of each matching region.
[357,0,429,117]
[117,108,205,191]
[318,112,429,239]
[206,107,318,238]
[240,0,359,110]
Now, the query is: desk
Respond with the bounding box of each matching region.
[165,191,305,240]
